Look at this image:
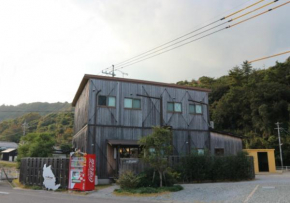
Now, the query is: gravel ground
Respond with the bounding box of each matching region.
[89,172,290,203]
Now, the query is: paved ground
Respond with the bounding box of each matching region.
[1,173,290,203]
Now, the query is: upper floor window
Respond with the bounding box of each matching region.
[98,95,116,107]
[167,102,182,113]
[124,98,141,109]
[189,104,203,114]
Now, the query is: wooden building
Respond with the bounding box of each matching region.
[72,75,242,180]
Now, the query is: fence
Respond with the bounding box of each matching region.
[119,158,149,175]
[119,155,255,181]
[0,168,19,180]
[19,158,69,189]
[276,166,290,172]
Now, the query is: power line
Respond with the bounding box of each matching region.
[114,2,289,70]
[249,50,290,63]
[100,0,274,74]
[114,0,280,69]
[100,0,258,72]
[0,111,72,113]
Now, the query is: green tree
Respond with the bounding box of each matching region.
[139,127,172,187]
[17,133,55,166]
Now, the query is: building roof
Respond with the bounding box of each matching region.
[0,142,18,149]
[107,139,139,146]
[210,129,243,139]
[72,74,211,106]
[1,148,17,153]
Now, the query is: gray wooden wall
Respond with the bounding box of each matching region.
[210,132,243,155]
[74,82,90,134]
[73,78,211,179]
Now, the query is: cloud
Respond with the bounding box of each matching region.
[0,0,289,105]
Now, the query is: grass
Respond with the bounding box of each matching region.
[12,179,42,190]
[0,160,17,168]
[114,185,183,196]
[95,184,112,191]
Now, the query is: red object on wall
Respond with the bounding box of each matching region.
[68,151,96,191]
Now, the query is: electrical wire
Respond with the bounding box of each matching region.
[0,110,73,113]
[114,2,289,70]
[249,50,290,63]
[115,0,280,69]
[100,0,262,71]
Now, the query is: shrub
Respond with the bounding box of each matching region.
[117,171,143,189]
[175,151,254,182]
[137,168,180,188]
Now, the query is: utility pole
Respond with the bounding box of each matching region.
[102,65,116,77]
[275,122,284,169]
[22,120,29,136]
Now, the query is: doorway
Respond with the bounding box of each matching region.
[258,152,269,172]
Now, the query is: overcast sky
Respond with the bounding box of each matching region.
[0,0,289,106]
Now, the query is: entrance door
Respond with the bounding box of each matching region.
[258,152,269,172]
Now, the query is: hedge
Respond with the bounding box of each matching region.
[174,152,255,182]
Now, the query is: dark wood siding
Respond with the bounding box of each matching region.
[210,132,243,155]
[74,77,212,179]
[74,82,90,134]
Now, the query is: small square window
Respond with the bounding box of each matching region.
[167,102,174,112]
[124,98,133,108]
[108,97,116,107]
[198,149,204,155]
[98,96,107,106]
[133,99,141,109]
[215,148,224,156]
[174,103,182,112]
[195,104,202,114]
[189,104,195,114]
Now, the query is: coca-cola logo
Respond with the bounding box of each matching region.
[88,158,95,183]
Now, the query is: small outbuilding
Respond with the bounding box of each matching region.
[1,148,17,161]
[244,149,276,173]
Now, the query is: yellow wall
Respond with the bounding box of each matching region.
[243,149,276,174]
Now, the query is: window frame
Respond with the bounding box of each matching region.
[97,95,116,108]
[214,148,224,156]
[167,102,182,113]
[189,103,203,115]
[124,97,141,110]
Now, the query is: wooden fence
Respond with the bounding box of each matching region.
[119,158,149,175]
[19,158,69,189]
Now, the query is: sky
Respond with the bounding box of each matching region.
[0,0,289,106]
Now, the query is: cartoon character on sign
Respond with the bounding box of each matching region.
[43,164,60,191]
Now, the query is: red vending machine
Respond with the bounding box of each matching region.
[68,151,96,191]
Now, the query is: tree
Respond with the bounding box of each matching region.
[17,133,55,166]
[139,127,172,187]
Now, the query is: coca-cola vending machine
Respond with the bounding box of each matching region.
[68,151,96,191]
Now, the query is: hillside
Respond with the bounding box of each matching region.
[0,112,74,145]
[177,57,290,165]
[0,102,73,122]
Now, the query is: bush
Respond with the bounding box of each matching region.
[175,152,254,182]
[117,171,143,189]
[137,168,180,188]
[114,185,183,194]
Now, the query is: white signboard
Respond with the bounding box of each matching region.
[42,164,60,191]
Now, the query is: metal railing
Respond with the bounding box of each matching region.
[276,166,290,172]
[0,168,19,180]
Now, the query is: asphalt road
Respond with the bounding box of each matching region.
[1,173,290,203]
[0,181,149,203]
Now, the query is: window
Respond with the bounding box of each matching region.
[195,104,202,114]
[198,148,205,155]
[215,148,224,156]
[98,95,116,107]
[167,102,182,113]
[189,104,203,114]
[124,98,141,109]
